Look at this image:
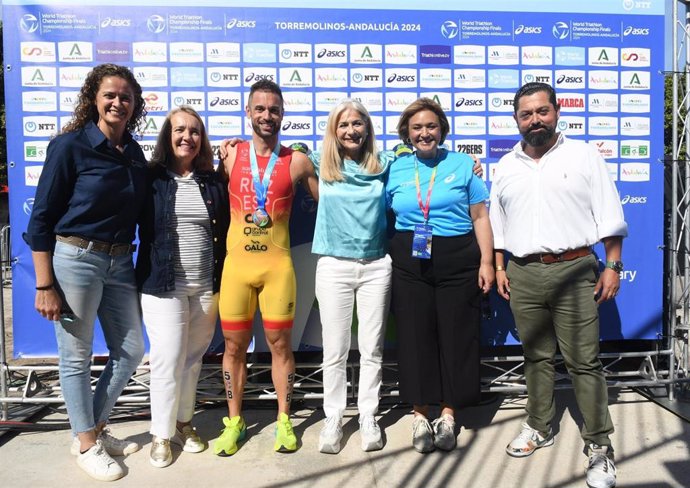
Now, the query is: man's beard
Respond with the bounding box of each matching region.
[522,123,555,147]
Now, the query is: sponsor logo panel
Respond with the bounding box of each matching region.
[419,69,451,88]
[488,139,516,159]
[386,92,418,112]
[488,92,515,113]
[620,117,650,136]
[243,43,276,63]
[385,44,417,64]
[455,116,487,135]
[59,67,92,87]
[206,43,241,63]
[243,67,277,87]
[620,162,650,182]
[95,42,130,62]
[135,67,169,87]
[521,46,552,66]
[488,69,520,89]
[589,47,619,67]
[557,93,586,112]
[171,91,205,111]
[281,116,314,136]
[350,44,383,64]
[207,115,243,136]
[280,67,313,88]
[169,42,204,63]
[589,70,619,90]
[279,43,313,63]
[350,68,383,88]
[25,166,43,187]
[455,139,487,158]
[555,46,585,66]
[283,91,313,112]
[24,141,49,162]
[488,45,520,65]
[21,42,57,63]
[419,92,452,112]
[315,43,348,64]
[621,71,650,90]
[454,69,486,89]
[488,116,519,135]
[620,140,650,159]
[207,67,241,87]
[419,45,451,64]
[521,69,552,85]
[132,42,167,63]
[554,69,585,89]
[315,92,349,112]
[170,67,205,87]
[22,91,57,112]
[58,41,93,62]
[315,68,348,88]
[620,94,651,113]
[454,92,485,112]
[349,92,383,112]
[454,45,485,65]
[23,116,58,137]
[59,91,79,112]
[385,68,417,88]
[588,93,618,113]
[143,91,169,113]
[556,116,586,136]
[588,116,618,136]
[21,67,57,87]
[621,48,651,68]
[589,139,618,159]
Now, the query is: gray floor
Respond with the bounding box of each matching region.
[1,389,688,487]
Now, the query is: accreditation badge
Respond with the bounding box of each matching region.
[411,223,433,259]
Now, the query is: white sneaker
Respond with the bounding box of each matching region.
[412,415,434,453]
[586,444,617,488]
[318,416,343,454]
[172,424,206,453]
[359,415,383,452]
[505,421,554,457]
[149,436,173,468]
[70,429,140,456]
[432,414,457,451]
[76,440,124,482]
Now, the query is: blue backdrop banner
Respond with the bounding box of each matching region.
[2,0,665,356]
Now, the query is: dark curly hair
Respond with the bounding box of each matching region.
[62,64,146,134]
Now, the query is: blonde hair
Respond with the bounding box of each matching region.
[320,99,380,182]
[150,106,214,172]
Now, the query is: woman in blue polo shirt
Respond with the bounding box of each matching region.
[386,98,494,453]
[24,64,148,481]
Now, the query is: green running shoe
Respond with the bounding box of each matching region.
[274,412,298,452]
[213,416,246,456]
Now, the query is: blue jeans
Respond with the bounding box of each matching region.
[53,241,145,435]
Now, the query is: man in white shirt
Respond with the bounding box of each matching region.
[489,82,627,488]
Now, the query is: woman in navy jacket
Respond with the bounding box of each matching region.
[136,106,229,468]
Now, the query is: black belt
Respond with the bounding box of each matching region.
[511,247,592,265]
[56,235,136,256]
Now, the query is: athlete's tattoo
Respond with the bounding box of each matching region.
[223,370,233,400]
[286,372,295,403]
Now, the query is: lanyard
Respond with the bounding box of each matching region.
[414,153,438,224]
[249,140,280,210]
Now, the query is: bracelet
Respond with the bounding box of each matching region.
[495,266,505,272]
[35,284,54,291]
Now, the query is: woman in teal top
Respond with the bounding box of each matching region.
[386,98,494,454]
[310,99,395,454]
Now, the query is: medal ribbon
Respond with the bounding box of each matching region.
[414,153,438,223]
[249,140,281,211]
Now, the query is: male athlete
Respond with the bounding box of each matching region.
[214,80,318,456]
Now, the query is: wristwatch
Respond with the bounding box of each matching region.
[605,260,624,273]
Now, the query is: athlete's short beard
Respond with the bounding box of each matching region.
[522,123,556,147]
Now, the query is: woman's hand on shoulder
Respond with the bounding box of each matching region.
[470,155,484,178]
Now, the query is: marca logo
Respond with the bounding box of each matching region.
[555,70,585,89]
[279,43,312,63]
[225,19,256,29]
[386,92,418,112]
[279,67,312,88]
[24,141,48,162]
[419,45,451,65]
[21,42,56,63]
[620,117,650,136]
[488,116,518,135]
[621,71,650,90]
[621,48,651,68]
[522,70,552,85]
[208,67,241,87]
[282,91,313,112]
[23,116,58,137]
[552,21,569,40]
[133,42,168,63]
[147,15,166,34]
[555,46,585,66]
[488,69,520,89]
[243,43,276,63]
[385,44,417,64]
[455,116,487,135]
[589,70,619,90]
[557,116,586,135]
[620,163,650,182]
[515,25,542,35]
[454,45,485,65]
[620,140,650,159]
[351,44,383,64]
[25,166,43,187]
[135,67,168,87]
[589,47,619,67]
[557,94,585,112]
[456,139,486,157]
[22,91,57,112]
[588,117,618,136]
[620,94,650,113]
[350,92,383,112]
[206,42,241,63]
[315,44,348,64]
[95,42,130,62]
[101,17,131,28]
[623,26,649,36]
[385,69,417,88]
[243,68,277,86]
[20,13,39,33]
[314,68,348,88]
[281,116,313,136]
[170,42,204,63]
[143,91,169,112]
[454,69,486,89]
[588,93,618,113]
[59,67,91,87]
[22,67,57,87]
[521,46,552,66]
[419,92,452,112]
[488,45,519,65]
[589,139,618,159]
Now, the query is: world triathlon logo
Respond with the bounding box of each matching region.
[147,15,166,34]
[552,21,569,40]
[441,20,458,39]
[20,14,39,33]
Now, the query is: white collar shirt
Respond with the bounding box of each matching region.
[489,133,628,258]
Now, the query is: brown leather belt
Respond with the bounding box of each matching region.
[56,235,136,256]
[511,247,592,265]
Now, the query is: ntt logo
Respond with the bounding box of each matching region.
[552,21,569,40]
[441,20,458,39]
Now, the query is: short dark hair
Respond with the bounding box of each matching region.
[397,98,450,145]
[513,82,559,114]
[248,79,283,106]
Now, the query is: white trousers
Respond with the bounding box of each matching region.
[142,283,218,439]
[315,255,392,419]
